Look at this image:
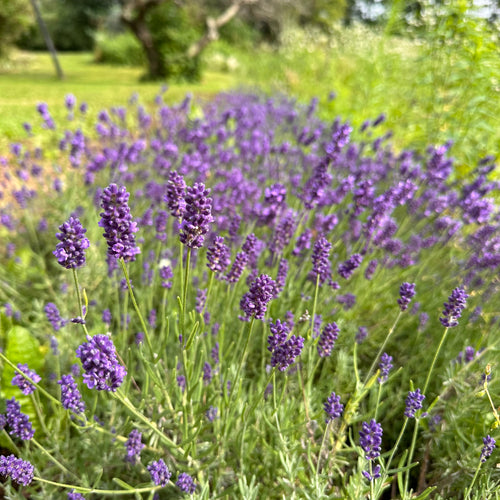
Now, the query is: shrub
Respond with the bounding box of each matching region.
[94,31,146,66]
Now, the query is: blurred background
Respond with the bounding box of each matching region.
[0,0,499,170]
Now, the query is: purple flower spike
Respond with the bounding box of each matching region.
[439,287,469,327]
[0,455,34,486]
[324,392,344,422]
[45,302,66,331]
[480,435,496,462]
[99,184,140,263]
[176,472,196,494]
[165,170,186,218]
[240,274,276,321]
[68,490,85,500]
[75,334,126,392]
[338,253,363,279]
[53,217,90,269]
[270,335,304,372]
[5,398,34,440]
[317,322,339,358]
[12,363,41,395]
[397,282,416,311]
[58,374,86,414]
[147,458,171,487]
[125,429,145,463]
[207,236,231,274]
[404,388,425,418]
[311,236,332,285]
[378,353,393,383]
[359,419,383,460]
[179,183,214,249]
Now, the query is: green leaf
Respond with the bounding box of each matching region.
[112,477,135,490]
[413,486,437,500]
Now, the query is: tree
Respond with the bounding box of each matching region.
[0,0,31,58]
[119,0,258,80]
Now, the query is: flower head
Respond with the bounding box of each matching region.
[147,458,171,487]
[397,282,416,311]
[269,334,304,372]
[99,184,140,262]
[480,435,496,462]
[359,419,383,460]
[58,374,86,414]
[0,455,34,486]
[176,472,196,494]
[404,388,425,418]
[5,398,34,440]
[378,353,393,383]
[12,363,41,395]
[240,274,276,321]
[206,236,231,274]
[439,287,468,327]
[311,236,332,285]
[338,253,363,279]
[165,170,186,218]
[125,429,145,463]
[76,334,126,392]
[317,322,339,358]
[68,491,85,500]
[53,217,90,269]
[324,392,344,422]
[179,183,214,249]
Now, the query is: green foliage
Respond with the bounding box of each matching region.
[0,0,31,58]
[93,31,145,66]
[144,2,201,81]
[17,0,115,51]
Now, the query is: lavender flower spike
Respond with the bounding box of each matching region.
[317,322,339,358]
[0,455,34,486]
[324,392,344,422]
[148,458,171,487]
[53,216,90,269]
[207,236,231,274]
[240,274,277,321]
[397,282,416,311]
[179,183,214,249]
[176,472,197,494]
[378,353,393,383]
[75,334,127,391]
[125,429,145,463]
[404,388,425,418]
[165,170,186,218]
[359,419,383,460]
[58,374,86,414]
[99,183,140,263]
[311,236,332,285]
[480,435,496,462]
[12,363,41,395]
[439,287,469,327]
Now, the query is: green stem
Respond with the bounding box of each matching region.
[316,421,331,475]
[119,258,155,361]
[181,247,192,342]
[465,461,482,500]
[309,274,320,341]
[364,311,402,386]
[72,268,87,336]
[385,417,408,473]
[33,477,165,496]
[423,327,449,395]
[32,438,79,481]
[403,417,420,496]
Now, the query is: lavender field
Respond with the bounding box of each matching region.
[0,88,499,499]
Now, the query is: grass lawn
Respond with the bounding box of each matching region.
[0,51,240,144]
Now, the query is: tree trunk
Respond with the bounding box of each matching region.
[121,0,167,79]
[29,0,64,80]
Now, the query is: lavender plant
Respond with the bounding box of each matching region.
[0,89,499,499]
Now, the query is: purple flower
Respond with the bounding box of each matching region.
[311,236,332,285]
[58,374,86,414]
[317,322,339,358]
[359,419,383,460]
[5,398,34,440]
[53,217,90,269]
[439,287,469,327]
[225,251,248,283]
[275,258,288,296]
[324,392,344,422]
[45,302,66,331]
[125,429,145,463]
[362,464,381,482]
[207,236,231,274]
[0,455,34,486]
[102,308,112,324]
[68,490,85,500]
[397,282,416,311]
[269,334,304,372]
[206,405,218,421]
[480,435,496,462]
[165,170,186,218]
[99,184,140,263]
[147,458,171,487]
[240,274,276,321]
[356,326,368,344]
[179,183,214,249]
[378,353,393,383]
[176,472,196,494]
[404,389,425,418]
[365,259,378,280]
[65,93,76,111]
[12,363,41,395]
[75,334,127,392]
[338,253,363,279]
[159,265,173,288]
